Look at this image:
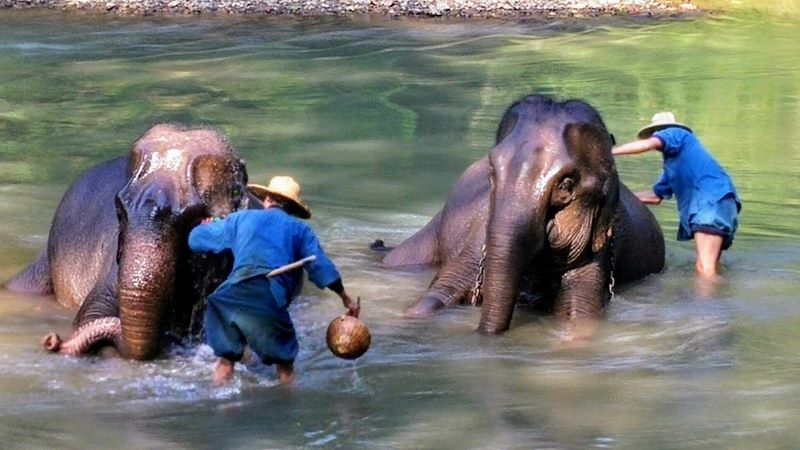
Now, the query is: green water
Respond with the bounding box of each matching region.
[1,10,799,449]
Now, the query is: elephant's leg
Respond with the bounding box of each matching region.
[5,247,53,294]
[552,261,609,342]
[73,268,119,327]
[405,246,483,317]
[42,316,122,355]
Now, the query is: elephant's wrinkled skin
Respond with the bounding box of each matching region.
[5,124,259,360]
[383,95,665,334]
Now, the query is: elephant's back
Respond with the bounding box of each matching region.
[48,157,128,309]
[437,157,491,261]
[383,156,491,267]
[613,184,666,283]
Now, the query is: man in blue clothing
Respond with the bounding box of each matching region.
[189,176,360,386]
[613,112,741,280]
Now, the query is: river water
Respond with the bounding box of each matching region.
[1,10,799,449]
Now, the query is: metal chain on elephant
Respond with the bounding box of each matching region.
[608,229,616,301]
[469,244,487,305]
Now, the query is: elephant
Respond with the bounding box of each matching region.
[383,94,665,335]
[5,123,259,360]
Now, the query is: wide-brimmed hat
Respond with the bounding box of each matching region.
[637,111,693,139]
[248,176,311,219]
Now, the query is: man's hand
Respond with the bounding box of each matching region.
[341,292,360,318]
[201,216,223,225]
[635,190,663,205]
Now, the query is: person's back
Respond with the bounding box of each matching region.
[653,127,738,211]
[223,207,306,270]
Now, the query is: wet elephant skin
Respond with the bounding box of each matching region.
[6,123,261,359]
[383,94,665,334]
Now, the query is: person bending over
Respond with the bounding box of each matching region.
[613,112,741,280]
[189,175,359,386]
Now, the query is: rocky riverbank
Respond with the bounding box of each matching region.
[1,0,701,18]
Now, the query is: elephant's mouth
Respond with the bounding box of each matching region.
[176,203,213,235]
[545,218,565,252]
[544,212,591,268]
[545,219,555,240]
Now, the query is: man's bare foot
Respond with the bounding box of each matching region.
[277,362,294,387]
[695,273,721,299]
[240,347,253,364]
[212,358,235,387]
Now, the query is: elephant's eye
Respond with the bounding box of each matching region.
[551,176,575,208]
[558,177,574,194]
[201,189,213,204]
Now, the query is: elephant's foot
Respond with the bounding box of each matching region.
[554,317,600,349]
[404,294,447,318]
[42,317,122,356]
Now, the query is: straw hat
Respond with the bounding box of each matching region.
[248,176,311,219]
[637,112,693,139]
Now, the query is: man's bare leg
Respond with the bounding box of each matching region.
[212,357,235,386]
[694,231,724,279]
[276,362,294,386]
[694,232,724,297]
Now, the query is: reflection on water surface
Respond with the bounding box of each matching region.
[1,10,800,449]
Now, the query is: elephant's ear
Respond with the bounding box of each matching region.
[592,174,619,254]
[564,122,618,254]
[191,154,247,215]
[588,133,619,254]
[126,141,148,179]
[495,107,520,144]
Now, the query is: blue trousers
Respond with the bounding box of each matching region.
[204,276,298,365]
[687,194,740,250]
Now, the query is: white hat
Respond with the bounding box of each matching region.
[248,175,311,219]
[637,111,692,139]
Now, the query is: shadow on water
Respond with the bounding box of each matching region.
[1,10,800,449]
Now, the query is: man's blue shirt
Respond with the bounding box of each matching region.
[188,207,341,309]
[652,127,741,240]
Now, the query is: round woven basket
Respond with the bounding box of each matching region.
[326,315,371,360]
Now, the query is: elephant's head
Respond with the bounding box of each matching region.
[478,95,618,334]
[115,124,249,360]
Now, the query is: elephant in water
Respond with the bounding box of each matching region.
[383,94,665,335]
[5,124,259,360]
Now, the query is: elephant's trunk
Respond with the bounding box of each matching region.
[117,225,179,360]
[477,193,547,335]
[42,317,122,355]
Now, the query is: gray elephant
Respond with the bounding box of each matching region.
[383,94,665,334]
[5,123,259,360]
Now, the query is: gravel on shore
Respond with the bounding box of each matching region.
[1,0,700,19]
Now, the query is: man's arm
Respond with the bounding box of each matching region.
[652,171,673,200]
[188,218,231,253]
[327,279,360,318]
[298,225,360,317]
[612,137,663,156]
